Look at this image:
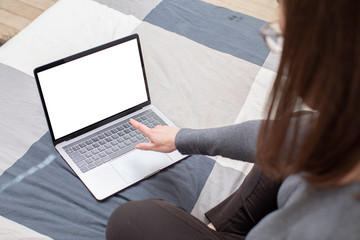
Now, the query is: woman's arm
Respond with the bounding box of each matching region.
[175,120,261,162]
[131,118,262,163]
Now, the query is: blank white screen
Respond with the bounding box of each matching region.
[38,39,148,140]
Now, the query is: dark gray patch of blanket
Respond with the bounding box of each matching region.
[0,132,214,240]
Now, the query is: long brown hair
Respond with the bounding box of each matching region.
[257,0,360,188]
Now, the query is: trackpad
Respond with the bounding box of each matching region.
[110,150,173,184]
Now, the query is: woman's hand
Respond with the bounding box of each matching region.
[130,118,179,153]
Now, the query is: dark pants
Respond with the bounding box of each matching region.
[106,164,281,240]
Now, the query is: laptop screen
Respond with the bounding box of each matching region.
[36,36,149,141]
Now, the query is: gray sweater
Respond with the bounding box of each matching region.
[175,120,360,240]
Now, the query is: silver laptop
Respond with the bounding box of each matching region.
[34,34,185,200]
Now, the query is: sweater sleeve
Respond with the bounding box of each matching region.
[174,120,262,163]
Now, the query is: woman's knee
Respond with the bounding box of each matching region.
[106,199,157,240]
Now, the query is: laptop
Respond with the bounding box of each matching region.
[34,34,185,200]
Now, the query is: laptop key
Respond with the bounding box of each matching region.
[105,149,113,155]
[85,158,93,164]
[98,133,106,139]
[88,163,96,169]
[112,146,120,152]
[73,155,86,163]
[76,160,86,168]
[69,151,81,159]
[146,112,156,118]
[86,145,94,151]
[112,134,119,139]
[92,143,100,148]
[91,149,100,155]
[65,148,73,154]
[136,135,144,140]
[109,144,136,160]
[98,146,106,152]
[79,148,87,154]
[80,166,89,173]
[72,145,80,151]
[140,138,150,143]
[101,156,110,163]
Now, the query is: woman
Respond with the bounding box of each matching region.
[106,0,360,239]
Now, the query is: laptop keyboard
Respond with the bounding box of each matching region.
[63,109,166,173]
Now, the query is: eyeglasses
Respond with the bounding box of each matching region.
[260,21,284,53]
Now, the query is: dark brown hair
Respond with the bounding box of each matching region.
[257,0,360,188]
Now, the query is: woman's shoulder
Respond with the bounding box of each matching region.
[278,174,360,207]
[247,175,360,239]
[251,175,360,240]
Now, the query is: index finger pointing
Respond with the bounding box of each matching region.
[130,118,150,135]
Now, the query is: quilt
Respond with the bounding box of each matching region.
[0,0,279,239]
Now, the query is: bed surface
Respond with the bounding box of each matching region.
[0,0,278,239]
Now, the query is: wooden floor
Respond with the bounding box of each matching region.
[204,0,278,22]
[0,0,58,45]
[0,0,277,46]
